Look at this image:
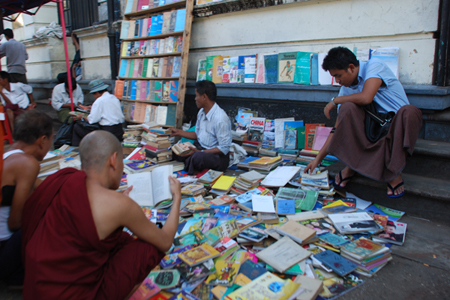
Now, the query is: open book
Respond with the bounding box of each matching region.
[127,165,173,207]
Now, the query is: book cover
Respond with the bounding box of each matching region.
[161,11,171,34]
[283,129,297,150]
[284,120,304,130]
[114,80,124,99]
[154,81,162,101]
[127,20,136,39]
[225,272,300,300]
[304,123,324,150]
[370,47,399,78]
[130,80,138,100]
[156,14,164,35]
[238,226,267,242]
[178,260,216,283]
[255,53,267,84]
[229,57,239,83]
[181,218,204,235]
[237,56,245,83]
[312,126,333,151]
[120,20,129,41]
[372,221,407,245]
[278,52,297,83]
[169,80,179,102]
[247,117,265,142]
[341,237,385,259]
[222,56,231,83]
[201,217,219,233]
[124,1,134,14]
[365,204,405,222]
[212,55,224,83]
[162,81,170,101]
[118,59,128,78]
[160,245,193,269]
[293,51,314,85]
[328,212,381,234]
[178,244,221,266]
[276,199,295,215]
[197,59,207,81]
[206,219,240,239]
[172,56,181,77]
[318,273,364,299]
[134,19,140,37]
[314,249,358,277]
[169,10,177,33]
[129,277,161,300]
[205,261,241,287]
[276,220,316,244]
[175,8,186,31]
[264,54,278,84]
[238,260,266,280]
[150,16,158,35]
[176,36,183,52]
[205,56,215,81]
[318,232,349,248]
[211,176,236,191]
[244,55,256,83]
[198,170,223,183]
[174,230,205,247]
[262,119,275,148]
[147,270,181,289]
[296,126,305,149]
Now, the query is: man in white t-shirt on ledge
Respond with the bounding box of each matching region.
[0,71,36,133]
[72,79,125,146]
[51,76,84,123]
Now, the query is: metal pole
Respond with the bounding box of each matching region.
[56,0,74,110]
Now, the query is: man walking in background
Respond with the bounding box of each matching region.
[0,29,28,84]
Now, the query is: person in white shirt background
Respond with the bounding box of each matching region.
[51,76,84,123]
[0,71,36,132]
[72,79,124,146]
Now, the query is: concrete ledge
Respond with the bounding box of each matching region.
[186,81,450,110]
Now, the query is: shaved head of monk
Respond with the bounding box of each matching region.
[79,131,123,189]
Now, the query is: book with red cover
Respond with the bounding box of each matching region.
[114,80,124,99]
[304,124,324,150]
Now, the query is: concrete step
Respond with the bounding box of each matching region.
[327,162,450,226]
[405,139,450,180]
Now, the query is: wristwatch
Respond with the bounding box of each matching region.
[331,97,337,106]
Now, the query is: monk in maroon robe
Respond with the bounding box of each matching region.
[21,131,181,300]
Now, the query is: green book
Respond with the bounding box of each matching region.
[296,126,305,149]
[206,55,216,81]
[154,80,162,101]
[165,104,177,127]
[142,58,148,78]
[128,59,135,78]
[293,51,313,85]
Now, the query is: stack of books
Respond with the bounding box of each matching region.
[198,170,223,185]
[122,128,144,148]
[340,237,392,277]
[142,126,172,163]
[209,175,236,196]
[181,184,207,198]
[241,140,261,156]
[247,156,283,174]
[232,170,265,194]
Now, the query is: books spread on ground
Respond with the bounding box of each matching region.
[127,165,173,206]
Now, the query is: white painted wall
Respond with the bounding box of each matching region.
[188,0,440,84]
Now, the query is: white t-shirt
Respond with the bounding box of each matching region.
[0,82,33,109]
[87,91,125,126]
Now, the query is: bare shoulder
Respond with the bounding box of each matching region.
[4,153,39,175]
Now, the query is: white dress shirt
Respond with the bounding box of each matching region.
[51,83,84,111]
[195,103,232,155]
[87,91,125,126]
[0,82,32,108]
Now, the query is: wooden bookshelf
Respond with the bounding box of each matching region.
[121,31,184,41]
[121,52,181,59]
[119,0,194,128]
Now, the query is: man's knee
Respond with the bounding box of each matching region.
[339,102,360,114]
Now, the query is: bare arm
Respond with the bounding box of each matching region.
[324,78,383,119]
[28,93,36,109]
[0,88,12,105]
[8,158,40,230]
[120,177,181,252]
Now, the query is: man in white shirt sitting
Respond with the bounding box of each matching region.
[0,71,36,132]
[51,77,84,123]
[72,79,125,146]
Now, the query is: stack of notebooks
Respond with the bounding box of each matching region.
[232,170,265,194]
[209,175,236,196]
[247,156,283,174]
[141,127,172,163]
[340,238,392,277]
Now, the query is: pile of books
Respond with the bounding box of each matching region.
[232,170,265,194]
[247,156,282,174]
[38,145,81,179]
[241,140,260,157]
[122,127,144,148]
[142,126,172,163]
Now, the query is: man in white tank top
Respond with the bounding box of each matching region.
[0,110,53,287]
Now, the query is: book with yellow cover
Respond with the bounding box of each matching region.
[206,260,241,286]
[211,175,236,192]
[225,272,300,300]
[178,243,220,267]
[248,156,282,166]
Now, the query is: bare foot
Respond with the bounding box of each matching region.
[387,175,404,196]
[334,167,356,188]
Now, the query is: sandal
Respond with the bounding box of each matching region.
[332,170,355,189]
[387,181,405,198]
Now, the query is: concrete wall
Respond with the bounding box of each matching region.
[188,0,440,84]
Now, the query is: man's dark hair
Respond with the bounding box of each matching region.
[13,110,53,144]
[3,29,13,39]
[0,71,11,82]
[195,80,217,102]
[64,76,77,91]
[322,47,359,71]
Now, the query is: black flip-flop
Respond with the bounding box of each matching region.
[387,181,405,198]
[332,170,354,189]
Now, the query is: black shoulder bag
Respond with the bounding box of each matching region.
[364,102,396,143]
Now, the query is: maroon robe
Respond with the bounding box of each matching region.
[21,168,164,300]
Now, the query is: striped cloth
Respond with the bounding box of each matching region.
[195,103,232,155]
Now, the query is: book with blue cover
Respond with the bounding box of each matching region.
[313,249,358,277]
[169,80,179,102]
[237,56,245,83]
[276,199,295,215]
[264,54,278,84]
[130,80,137,100]
[160,245,193,269]
[238,260,267,280]
[119,59,128,77]
[150,16,158,35]
[175,8,186,31]
[284,120,304,130]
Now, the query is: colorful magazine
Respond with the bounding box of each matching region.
[206,260,241,286]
